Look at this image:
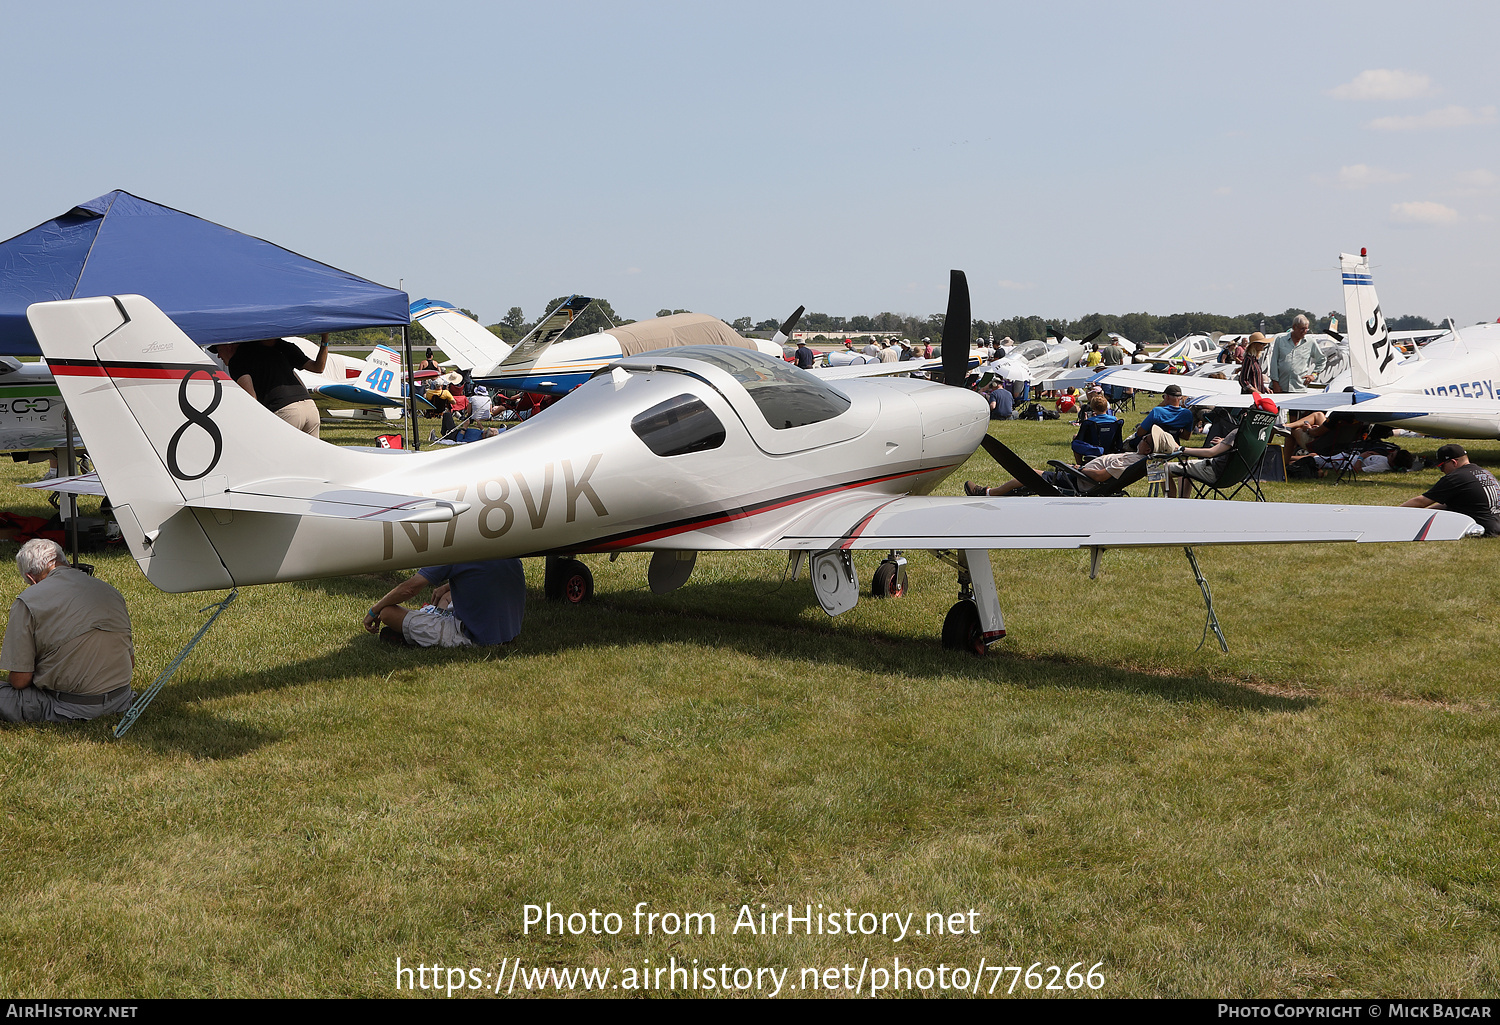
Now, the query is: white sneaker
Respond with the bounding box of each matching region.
[35,468,57,482]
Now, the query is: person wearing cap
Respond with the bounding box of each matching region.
[794,341,816,369]
[966,429,1175,497]
[1269,315,1326,393]
[1400,445,1500,536]
[227,334,331,438]
[898,340,916,362]
[1238,333,1271,393]
[0,539,133,723]
[1101,337,1124,366]
[1124,384,1194,449]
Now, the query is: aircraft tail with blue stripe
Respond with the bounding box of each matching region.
[1342,250,1404,391]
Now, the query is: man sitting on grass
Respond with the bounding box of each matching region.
[1400,444,1500,537]
[0,539,133,722]
[364,559,527,647]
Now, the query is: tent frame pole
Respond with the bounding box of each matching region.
[403,324,419,451]
[63,410,80,568]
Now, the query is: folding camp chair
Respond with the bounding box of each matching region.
[1177,408,1278,501]
[1045,455,1149,497]
[1070,414,1123,464]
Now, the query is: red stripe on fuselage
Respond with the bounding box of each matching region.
[51,361,229,382]
[588,465,949,552]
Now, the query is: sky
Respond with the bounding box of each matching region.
[2,1,1497,329]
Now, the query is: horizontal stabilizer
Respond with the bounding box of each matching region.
[21,471,106,496]
[183,479,470,523]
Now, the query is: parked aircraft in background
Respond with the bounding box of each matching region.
[27,279,1473,654]
[1065,250,1500,440]
[412,298,798,395]
[0,357,74,456]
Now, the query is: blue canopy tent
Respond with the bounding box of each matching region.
[0,190,409,355]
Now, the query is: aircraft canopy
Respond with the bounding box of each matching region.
[0,191,409,355]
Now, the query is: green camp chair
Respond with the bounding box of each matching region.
[1176,408,1278,500]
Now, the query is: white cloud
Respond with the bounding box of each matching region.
[1335,164,1411,188]
[1368,105,1497,131]
[1453,169,1497,190]
[996,280,1035,291]
[1330,69,1436,101]
[1389,201,1459,226]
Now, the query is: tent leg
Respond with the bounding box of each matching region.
[403,324,419,451]
[1184,546,1227,652]
[63,410,81,570]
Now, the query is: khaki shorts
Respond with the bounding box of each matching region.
[274,399,321,438]
[401,608,474,648]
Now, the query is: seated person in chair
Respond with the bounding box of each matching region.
[1165,429,1243,497]
[967,428,1176,496]
[1124,384,1193,449]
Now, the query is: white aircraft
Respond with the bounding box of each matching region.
[1066,251,1500,440]
[25,278,1473,653]
[411,298,795,395]
[0,357,76,456]
[276,339,419,418]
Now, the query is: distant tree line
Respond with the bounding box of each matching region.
[324,301,1439,351]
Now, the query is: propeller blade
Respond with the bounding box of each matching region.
[978,435,1062,497]
[1047,324,1064,341]
[770,305,805,346]
[1080,328,1103,346]
[940,270,971,386]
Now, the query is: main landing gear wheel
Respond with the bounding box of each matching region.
[941,600,986,656]
[545,557,594,604]
[871,560,908,599]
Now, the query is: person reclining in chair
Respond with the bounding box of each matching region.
[1165,428,1242,497]
[966,428,1178,496]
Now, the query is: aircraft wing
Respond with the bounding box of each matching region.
[812,357,967,381]
[606,486,1473,554]
[762,493,1472,550]
[1056,365,1249,399]
[181,479,470,523]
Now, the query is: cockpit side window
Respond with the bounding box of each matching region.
[631,393,727,457]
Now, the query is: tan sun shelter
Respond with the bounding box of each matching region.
[607,313,762,357]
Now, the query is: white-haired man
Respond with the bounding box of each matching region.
[1269,315,1326,393]
[0,539,134,722]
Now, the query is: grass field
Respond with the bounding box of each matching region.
[1,415,1497,998]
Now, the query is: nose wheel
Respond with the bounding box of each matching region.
[870,553,908,598]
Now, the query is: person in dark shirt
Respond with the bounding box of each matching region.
[226,336,329,437]
[794,342,816,369]
[1401,444,1500,536]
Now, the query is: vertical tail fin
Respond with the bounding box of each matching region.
[410,299,513,375]
[28,295,377,591]
[1342,250,1403,389]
